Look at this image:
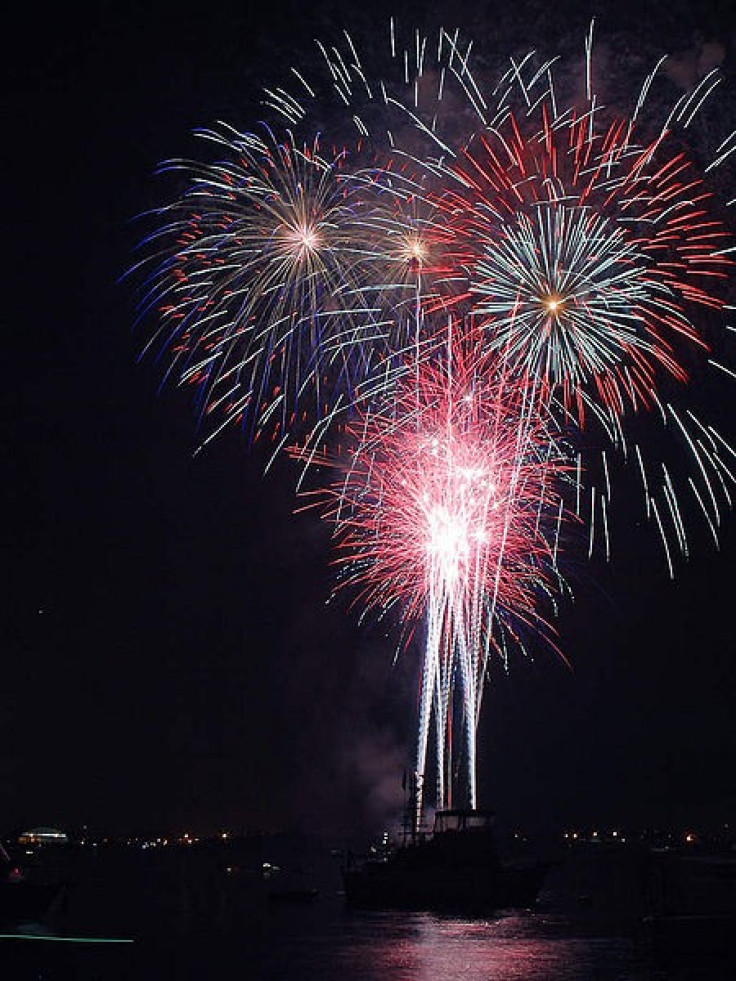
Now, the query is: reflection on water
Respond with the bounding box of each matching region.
[293,910,646,981]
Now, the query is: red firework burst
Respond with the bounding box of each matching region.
[314,326,571,651]
[301,325,574,811]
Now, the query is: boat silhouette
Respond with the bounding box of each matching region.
[342,807,551,912]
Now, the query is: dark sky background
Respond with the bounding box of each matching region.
[4,0,736,844]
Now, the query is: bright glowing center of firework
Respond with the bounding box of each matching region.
[427,506,471,564]
[286,223,320,256]
[542,295,564,315]
[425,495,489,582]
[402,237,427,265]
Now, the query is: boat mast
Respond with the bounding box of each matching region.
[402,770,423,845]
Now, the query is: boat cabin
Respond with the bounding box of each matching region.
[433,809,497,834]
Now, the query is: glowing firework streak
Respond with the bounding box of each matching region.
[305,331,572,813]
[269,21,494,160]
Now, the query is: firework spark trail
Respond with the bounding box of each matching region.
[302,331,572,813]
[272,21,494,159]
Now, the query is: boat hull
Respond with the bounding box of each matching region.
[343,857,551,912]
[0,881,66,926]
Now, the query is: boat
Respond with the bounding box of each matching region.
[342,808,552,912]
[0,840,68,930]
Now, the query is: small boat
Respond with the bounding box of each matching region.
[0,842,67,930]
[342,808,551,912]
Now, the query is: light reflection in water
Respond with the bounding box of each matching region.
[324,911,647,981]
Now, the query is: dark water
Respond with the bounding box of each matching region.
[2,841,735,979]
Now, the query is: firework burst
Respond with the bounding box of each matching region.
[306,328,573,812]
[132,124,396,454]
[438,106,733,423]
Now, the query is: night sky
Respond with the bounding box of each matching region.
[5,0,736,843]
